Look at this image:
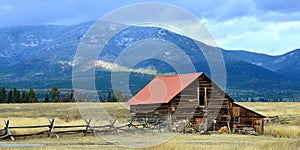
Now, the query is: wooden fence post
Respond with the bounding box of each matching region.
[84,119,92,136]
[142,118,149,129]
[126,116,136,129]
[48,118,59,138]
[155,118,161,132]
[108,119,118,134]
[4,120,14,141]
[227,122,231,133]
[167,114,172,131]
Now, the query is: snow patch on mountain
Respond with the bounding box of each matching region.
[95,60,157,75]
[252,62,263,66]
[273,56,286,64]
[20,42,38,47]
[58,60,75,67]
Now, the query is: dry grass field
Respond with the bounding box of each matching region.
[238,102,300,139]
[0,102,299,150]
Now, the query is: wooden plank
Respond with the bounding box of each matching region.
[204,87,208,107]
[54,125,86,128]
[8,125,50,129]
[234,124,254,128]
[205,104,230,108]
[197,86,200,106]
[176,106,198,109]
[9,130,49,137]
[131,105,169,110]
[55,130,86,134]
[89,125,110,128]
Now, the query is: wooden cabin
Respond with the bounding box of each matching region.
[127,73,265,134]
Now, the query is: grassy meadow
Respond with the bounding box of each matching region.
[0,102,299,150]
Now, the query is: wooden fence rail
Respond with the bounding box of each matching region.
[0,117,165,141]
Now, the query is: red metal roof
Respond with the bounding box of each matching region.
[127,72,203,105]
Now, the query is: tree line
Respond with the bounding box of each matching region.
[0,87,37,103]
[0,86,127,103]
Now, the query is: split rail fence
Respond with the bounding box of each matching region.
[0,117,166,141]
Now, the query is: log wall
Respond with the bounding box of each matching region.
[130,73,265,134]
[231,103,264,134]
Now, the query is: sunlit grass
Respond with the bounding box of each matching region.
[0,102,300,150]
[265,124,300,138]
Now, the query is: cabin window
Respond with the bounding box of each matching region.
[234,116,240,123]
[199,94,205,106]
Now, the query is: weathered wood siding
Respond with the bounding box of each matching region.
[231,103,264,134]
[130,73,265,134]
[130,103,171,123]
[170,74,232,131]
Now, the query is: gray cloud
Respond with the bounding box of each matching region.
[254,0,300,13]
[0,0,299,54]
[0,0,131,27]
[1,0,299,27]
[180,0,300,22]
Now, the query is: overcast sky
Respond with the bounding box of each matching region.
[1,0,299,55]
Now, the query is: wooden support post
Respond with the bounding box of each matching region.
[4,120,14,141]
[262,119,264,134]
[213,120,216,132]
[204,87,207,107]
[167,106,172,131]
[275,116,279,123]
[197,87,200,106]
[143,118,151,132]
[156,119,161,133]
[183,120,186,134]
[84,119,92,136]
[48,119,59,138]
[167,113,172,131]
[142,118,149,129]
[227,102,232,133]
[227,122,231,133]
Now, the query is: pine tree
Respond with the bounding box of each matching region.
[16,91,21,103]
[12,88,19,103]
[22,91,29,103]
[124,95,129,102]
[62,93,71,102]
[70,89,74,102]
[44,92,50,103]
[50,86,60,102]
[7,89,12,103]
[0,87,6,103]
[29,88,37,103]
[114,90,123,102]
[107,91,111,102]
[0,89,2,103]
[112,94,118,102]
[20,91,25,102]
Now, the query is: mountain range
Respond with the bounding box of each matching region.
[0,21,299,101]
